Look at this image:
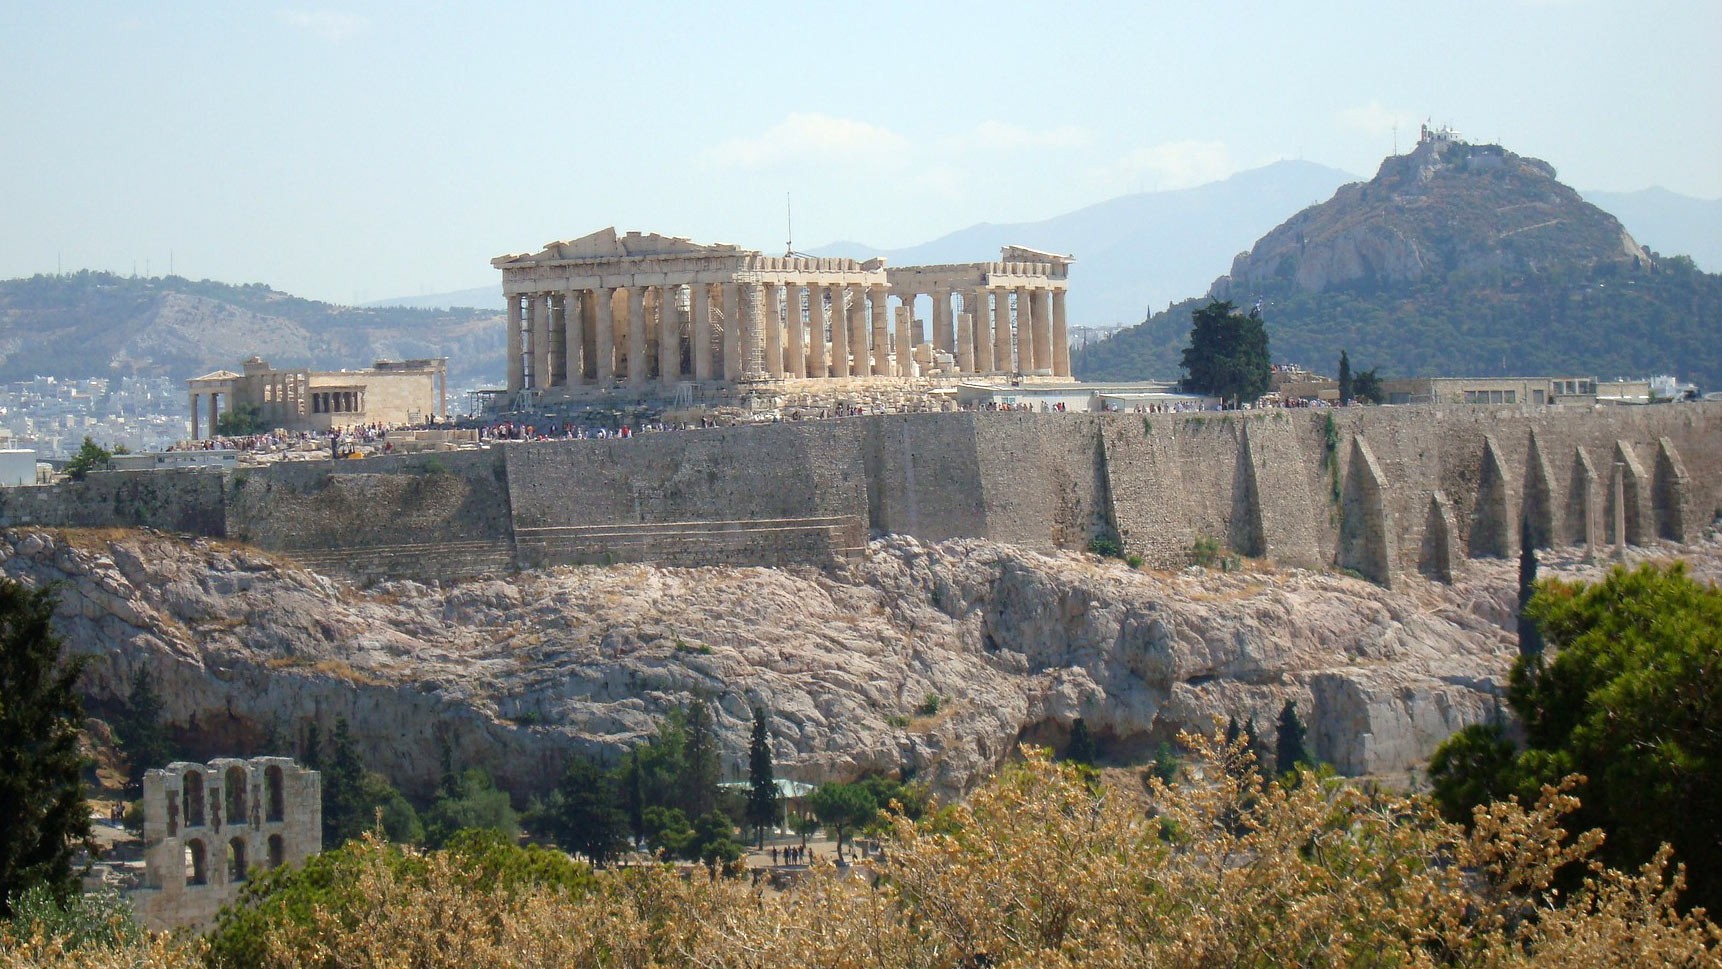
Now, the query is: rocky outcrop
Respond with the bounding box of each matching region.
[12,526,1693,801]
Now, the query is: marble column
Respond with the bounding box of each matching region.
[1031,288,1053,376]
[829,284,850,378]
[932,288,951,354]
[848,285,868,378]
[530,294,551,389]
[659,284,681,391]
[189,393,200,439]
[993,289,1014,373]
[594,287,616,386]
[762,283,784,376]
[627,286,648,388]
[809,284,830,377]
[565,292,586,387]
[549,294,567,387]
[957,312,975,373]
[506,295,523,394]
[1016,286,1036,373]
[722,283,741,381]
[782,283,805,379]
[742,281,765,377]
[691,284,713,382]
[1051,289,1070,377]
[969,289,993,373]
[870,285,890,376]
[894,305,912,377]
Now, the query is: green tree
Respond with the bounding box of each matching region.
[112,666,173,793]
[1352,367,1383,404]
[539,756,629,867]
[0,580,94,917]
[214,402,266,437]
[678,698,721,821]
[1146,740,1181,787]
[1274,699,1311,776]
[1065,717,1098,767]
[61,437,111,481]
[810,782,877,863]
[1430,562,1722,911]
[423,768,517,848]
[1517,517,1544,658]
[745,707,777,848]
[687,811,744,868]
[1180,300,1270,407]
[317,717,422,846]
[1337,350,1353,404]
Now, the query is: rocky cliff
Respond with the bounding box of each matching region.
[13,526,1687,801]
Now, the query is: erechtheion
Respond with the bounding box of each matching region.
[491,228,1073,397]
[187,356,448,439]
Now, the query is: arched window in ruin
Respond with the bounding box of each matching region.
[265,765,285,823]
[224,766,248,825]
[227,837,248,882]
[267,834,285,869]
[183,770,206,828]
[185,839,208,886]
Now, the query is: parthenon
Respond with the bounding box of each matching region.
[491,228,1072,397]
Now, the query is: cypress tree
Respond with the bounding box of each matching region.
[0,580,95,916]
[679,698,721,820]
[1065,717,1098,766]
[1338,350,1353,404]
[1517,517,1545,658]
[114,665,173,792]
[1275,699,1312,776]
[745,707,778,848]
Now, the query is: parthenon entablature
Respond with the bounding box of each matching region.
[491,227,1074,397]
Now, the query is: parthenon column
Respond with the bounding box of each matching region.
[969,288,993,373]
[659,284,681,391]
[506,294,523,394]
[691,284,713,382]
[1051,289,1070,377]
[722,283,741,381]
[762,283,784,376]
[594,287,616,386]
[1015,286,1037,373]
[847,285,868,378]
[829,284,850,378]
[894,305,912,377]
[565,292,586,387]
[549,294,568,387]
[742,281,766,377]
[783,283,805,379]
[1031,289,1053,376]
[993,290,1013,373]
[809,284,829,378]
[530,294,551,389]
[627,286,648,389]
[869,285,890,376]
[956,312,975,373]
[932,288,951,355]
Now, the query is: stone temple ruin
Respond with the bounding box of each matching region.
[126,757,320,931]
[492,227,1074,399]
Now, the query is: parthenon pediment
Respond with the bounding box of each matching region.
[492,228,747,268]
[1000,245,1075,265]
[189,370,242,382]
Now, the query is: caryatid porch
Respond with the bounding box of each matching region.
[491,229,1074,398]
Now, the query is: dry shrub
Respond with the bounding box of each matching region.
[6,731,1717,968]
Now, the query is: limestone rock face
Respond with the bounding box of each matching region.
[5,527,1645,800]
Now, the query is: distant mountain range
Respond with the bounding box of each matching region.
[1075,136,1722,389]
[1579,186,1722,272]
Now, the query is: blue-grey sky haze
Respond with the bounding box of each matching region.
[3,1,1717,306]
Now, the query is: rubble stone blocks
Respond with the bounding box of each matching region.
[127,757,320,932]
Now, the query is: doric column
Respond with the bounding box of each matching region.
[1015,286,1036,373]
[1031,288,1053,376]
[932,288,951,354]
[742,281,766,377]
[807,283,829,378]
[529,294,551,389]
[564,292,585,387]
[894,305,912,377]
[722,283,741,381]
[848,285,868,378]
[594,287,616,386]
[993,289,1014,373]
[691,284,713,382]
[957,312,975,373]
[659,283,681,391]
[762,283,783,376]
[549,294,568,387]
[506,294,523,394]
[782,282,805,379]
[829,284,849,378]
[969,289,993,373]
[189,393,200,439]
[627,286,648,388]
[869,284,890,376]
[1051,288,1070,377]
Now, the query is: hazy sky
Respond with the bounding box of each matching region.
[3,2,1717,304]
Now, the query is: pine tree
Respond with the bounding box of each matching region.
[745,707,778,848]
[679,698,721,821]
[1338,350,1353,404]
[323,717,367,845]
[113,666,173,792]
[1065,717,1098,766]
[1275,699,1312,776]
[0,579,95,916]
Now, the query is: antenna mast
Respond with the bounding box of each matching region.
[785,193,793,256]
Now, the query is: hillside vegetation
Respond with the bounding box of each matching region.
[0,272,503,387]
[1076,136,1722,389]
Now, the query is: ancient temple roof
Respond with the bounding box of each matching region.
[188,370,242,382]
[491,228,750,268]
